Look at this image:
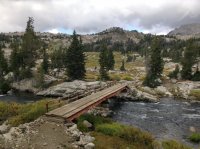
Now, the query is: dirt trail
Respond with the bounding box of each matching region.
[0,117,75,149]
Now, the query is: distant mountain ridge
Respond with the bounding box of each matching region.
[168,23,200,39]
[1,27,145,50]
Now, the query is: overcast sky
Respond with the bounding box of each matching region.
[0,0,200,35]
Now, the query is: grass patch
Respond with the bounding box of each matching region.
[92,132,140,149]
[0,99,64,126]
[96,122,154,147]
[189,89,200,100]
[189,133,200,143]
[85,71,98,81]
[77,114,112,132]
[77,114,155,149]
[122,76,133,81]
[162,140,191,149]
[110,74,121,81]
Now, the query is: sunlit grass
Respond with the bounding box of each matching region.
[162,140,191,149]
[189,89,200,100]
[0,99,65,126]
[85,52,145,81]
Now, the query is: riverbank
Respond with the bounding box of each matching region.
[0,98,198,149]
[0,112,192,149]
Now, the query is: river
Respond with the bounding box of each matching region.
[0,92,45,103]
[110,98,200,148]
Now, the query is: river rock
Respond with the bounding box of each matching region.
[84,143,95,149]
[171,79,177,83]
[7,89,14,95]
[88,107,112,117]
[68,124,78,132]
[155,86,173,97]
[78,134,95,146]
[189,126,196,133]
[83,120,93,128]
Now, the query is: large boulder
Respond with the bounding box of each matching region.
[37,80,106,98]
[118,86,158,102]
[12,78,39,93]
[155,86,173,97]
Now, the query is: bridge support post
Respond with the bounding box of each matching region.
[46,103,49,112]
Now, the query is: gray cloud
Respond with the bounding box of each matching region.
[0,0,200,34]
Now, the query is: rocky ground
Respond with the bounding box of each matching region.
[0,116,95,149]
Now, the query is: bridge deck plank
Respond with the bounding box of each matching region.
[46,84,127,120]
[47,84,120,116]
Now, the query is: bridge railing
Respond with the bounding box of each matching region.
[45,99,66,112]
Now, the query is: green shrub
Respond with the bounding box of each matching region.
[95,122,154,148]
[162,140,191,149]
[143,75,161,88]
[0,80,11,94]
[192,68,200,81]
[189,133,200,143]
[96,123,124,136]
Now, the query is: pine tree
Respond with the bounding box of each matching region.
[143,37,164,88]
[168,64,180,79]
[0,46,8,76]
[20,17,40,78]
[192,67,200,81]
[50,47,65,71]
[0,46,10,94]
[181,40,197,80]
[41,44,49,74]
[99,44,110,80]
[65,31,86,80]
[10,41,21,79]
[107,49,115,70]
[120,60,126,71]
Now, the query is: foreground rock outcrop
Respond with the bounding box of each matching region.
[0,117,95,149]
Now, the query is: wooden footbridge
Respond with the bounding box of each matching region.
[46,83,128,122]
